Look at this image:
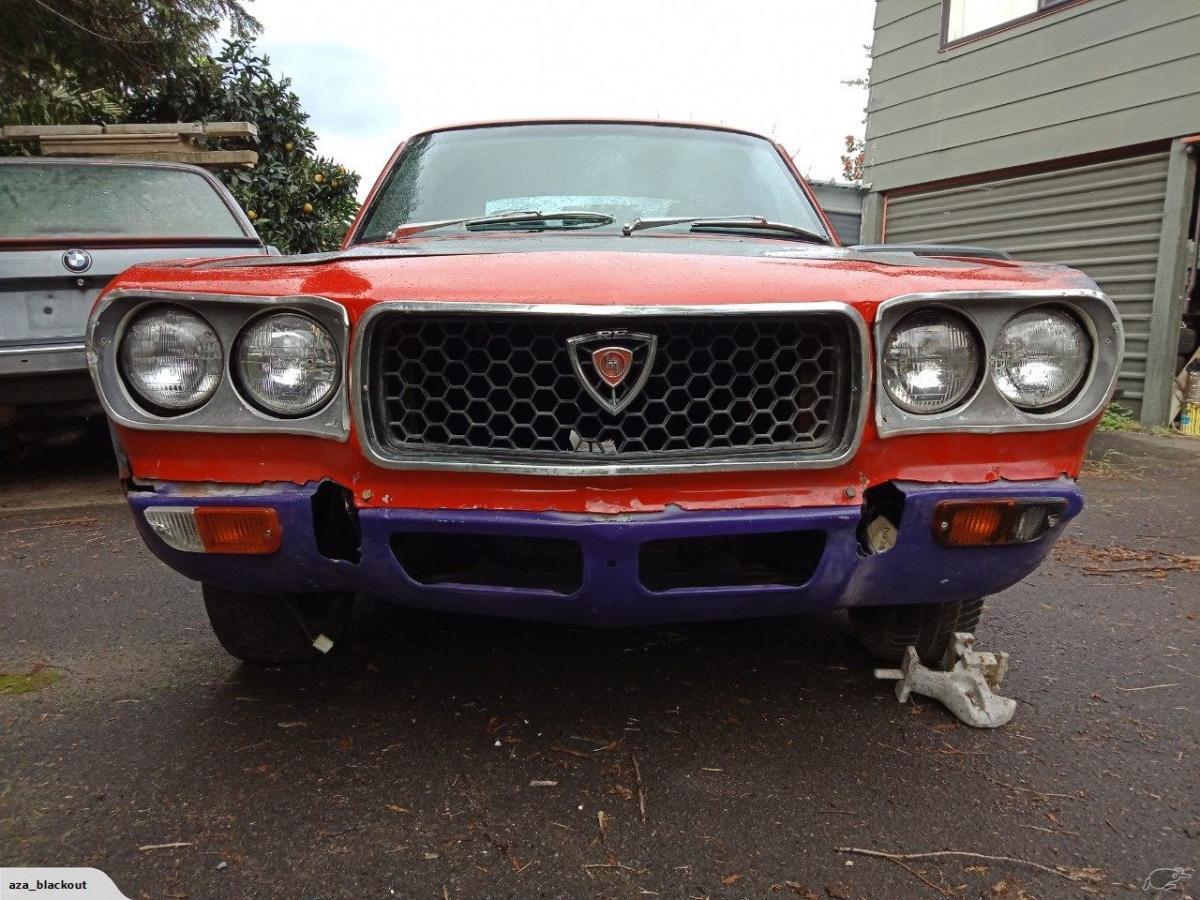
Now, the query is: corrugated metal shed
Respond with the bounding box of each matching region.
[883,152,1171,412]
[808,181,866,245]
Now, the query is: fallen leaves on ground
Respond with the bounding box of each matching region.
[1053,538,1200,578]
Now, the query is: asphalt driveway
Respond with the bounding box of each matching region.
[1,430,1197,899]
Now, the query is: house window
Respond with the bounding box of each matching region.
[942,0,1075,45]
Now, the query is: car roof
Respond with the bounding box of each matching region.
[407,118,779,143]
[0,156,220,176]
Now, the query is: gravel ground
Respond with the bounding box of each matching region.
[0,430,1197,899]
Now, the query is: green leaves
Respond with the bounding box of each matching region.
[0,0,260,123]
[229,152,361,255]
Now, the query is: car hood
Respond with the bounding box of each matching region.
[108,232,1100,312]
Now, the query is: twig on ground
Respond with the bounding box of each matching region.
[631,754,647,824]
[1083,564,1191,575]
[1115,683,1179,692]
[984,776,1079,801]
[836,847,1081,883]
[569,735,610,745]
[886,856,954,898]
[1165,664,1200,680]
[551,744,590,759]
[138,842,194,851]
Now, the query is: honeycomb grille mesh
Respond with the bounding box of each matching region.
[366,313,853,461]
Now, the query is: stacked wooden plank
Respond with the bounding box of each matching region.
[0,122,259,168]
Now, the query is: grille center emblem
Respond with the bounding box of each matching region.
[568,330,657,414]
[592,347,633,387]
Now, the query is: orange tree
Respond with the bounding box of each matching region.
[124,40,360,253]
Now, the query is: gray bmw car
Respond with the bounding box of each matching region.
[0,157,267,444]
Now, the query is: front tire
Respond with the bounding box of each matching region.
[849,599,984,664]
[202,585,354,665]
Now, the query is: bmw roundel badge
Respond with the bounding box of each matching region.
[62,248,92,273]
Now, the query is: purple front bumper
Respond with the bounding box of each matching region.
[127,479,1081,626]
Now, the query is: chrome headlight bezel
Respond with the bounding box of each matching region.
[874,289,1123,437]
[88,290,350,441]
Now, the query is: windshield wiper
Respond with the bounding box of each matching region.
[622,215,831,244]
[387,210,614,241]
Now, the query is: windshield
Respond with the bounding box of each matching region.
[0,163,249,239]
[354,123,829,243]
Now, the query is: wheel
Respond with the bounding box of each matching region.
[849,599,984,664]
[202,584,354,665]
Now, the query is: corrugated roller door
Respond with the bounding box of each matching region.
[883,153,1170,411]
[826,211,863,246]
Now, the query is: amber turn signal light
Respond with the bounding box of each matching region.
[194,507,282,554]
[933,499,1065,547]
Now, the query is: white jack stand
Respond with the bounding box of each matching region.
[874,632,1017,728]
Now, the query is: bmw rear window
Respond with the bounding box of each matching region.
[0,163,249,239]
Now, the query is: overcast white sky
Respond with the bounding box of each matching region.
[248,0,876,198]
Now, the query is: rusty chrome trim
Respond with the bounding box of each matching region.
[874,288,1124,437]
[86,289,351,440]
[350,301,870,476]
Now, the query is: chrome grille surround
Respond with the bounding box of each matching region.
[352,302,868,475]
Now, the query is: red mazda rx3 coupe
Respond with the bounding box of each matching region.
[86,121,1123,665]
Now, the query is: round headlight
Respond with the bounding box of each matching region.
[882,309,982,414]
[119,306,222,413]
[235,313,340,417]
[991,307,1091,410]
